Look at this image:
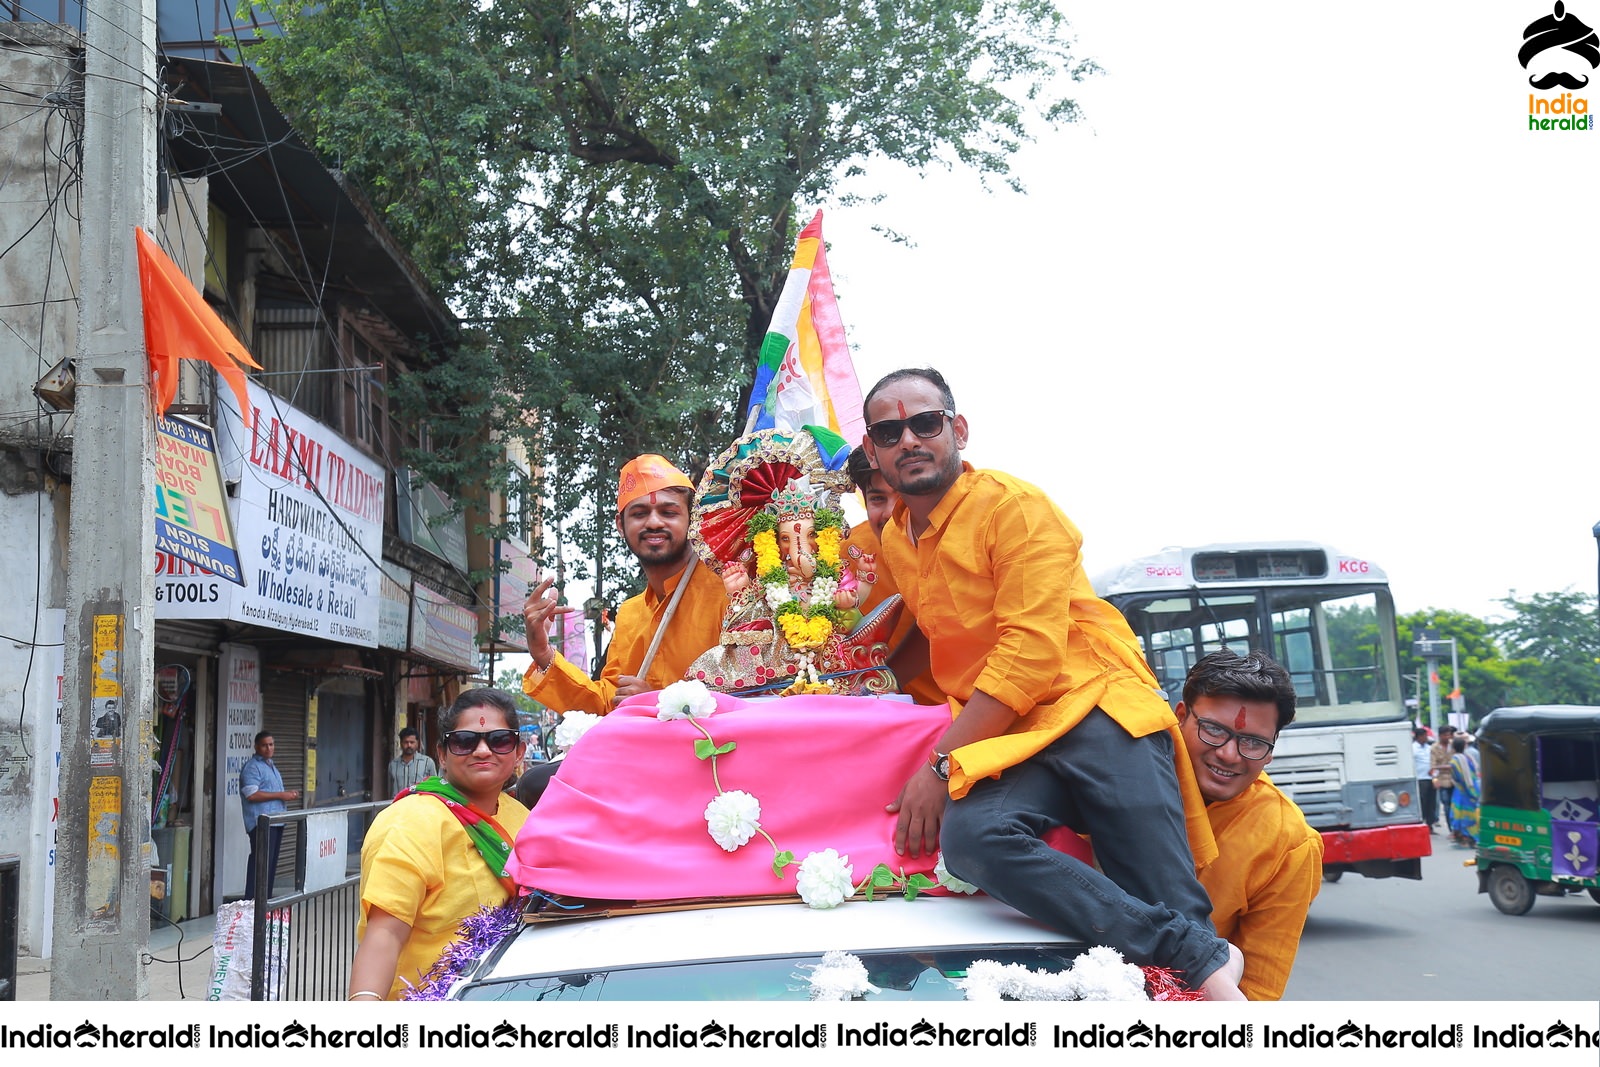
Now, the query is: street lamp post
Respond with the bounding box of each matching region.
[1412,629,1457,733]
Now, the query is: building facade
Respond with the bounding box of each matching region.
[0,17,528,955]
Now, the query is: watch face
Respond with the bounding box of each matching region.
[934,755,951,779]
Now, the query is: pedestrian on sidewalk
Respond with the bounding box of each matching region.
[241,731,299,900]
[1413,726,1437,830]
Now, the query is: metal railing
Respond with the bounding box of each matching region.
[250,800,389,1000]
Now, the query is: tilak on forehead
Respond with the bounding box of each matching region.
[479,713,488,727]
[1234,705,1248,730]
[896,399,908,418]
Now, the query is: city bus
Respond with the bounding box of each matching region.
[1094,541,1431,880]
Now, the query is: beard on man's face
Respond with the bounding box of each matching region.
[882,446,960,498]
[628,525,689,565]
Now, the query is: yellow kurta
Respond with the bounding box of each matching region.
[523,560,726,713]
[844,522,946,707]
[358,792,530,999]
[1200,775,1323,1000]
[879,465,1216,866]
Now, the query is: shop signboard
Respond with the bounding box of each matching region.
[410,582,479,671]
[155,382,384,646]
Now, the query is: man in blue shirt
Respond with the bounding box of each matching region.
[240,731,299,899]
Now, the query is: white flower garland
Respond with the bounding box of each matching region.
[658,680,978,909]
[704,790,762,852]
[553,710,602,749]
[657,679,718,720]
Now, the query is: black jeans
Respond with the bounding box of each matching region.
[244,824,284,900]
[940,708,1230,986]
[1418,778,1437,826]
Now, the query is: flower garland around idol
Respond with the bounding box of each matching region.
[656,679,953,908]
[747,505,843,695]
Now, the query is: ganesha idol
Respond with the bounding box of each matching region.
[685,428,902,696]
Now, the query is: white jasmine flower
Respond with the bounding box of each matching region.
[796,849,854,909]
[1068,945,1149,1001]
[704,790,762,852]
[552,711,601,749]
[764,582,792,611]
[657,679,717,720]
[807,950,878,1001]
[957,948,1148,1002]
[934,852,979,895]
[960,959,1079,1001]
[810,575,839,603]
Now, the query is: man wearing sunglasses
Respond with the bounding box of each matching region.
[863,367,1244,1000]
[522,454,725,715]
[1176,649,1322,1000]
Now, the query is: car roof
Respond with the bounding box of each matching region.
[466,894,1075,983]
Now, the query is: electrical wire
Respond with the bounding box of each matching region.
[159,49,511,635]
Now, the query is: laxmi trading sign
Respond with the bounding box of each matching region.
[154,382,384,645]
[154,416,243,585]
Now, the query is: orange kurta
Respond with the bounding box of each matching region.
[878,465,1216,867]
[1200,775,1323,1000]
[523,560,726,713]
[844,522,946,707]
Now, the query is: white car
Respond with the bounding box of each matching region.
[449,894,1091,1001]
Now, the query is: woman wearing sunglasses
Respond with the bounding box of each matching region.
[348,688,529,1000]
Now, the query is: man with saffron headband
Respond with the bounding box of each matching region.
[350,689,529,1000]
[521,454,725,712]
[1176,649,1322,1000]
[862,367,1245,1000]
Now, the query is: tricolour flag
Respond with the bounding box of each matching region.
[744,210,864,464]
[137,227,262,427]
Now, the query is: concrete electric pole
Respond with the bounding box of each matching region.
[51,0,159,998]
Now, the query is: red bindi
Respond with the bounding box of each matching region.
[895,399,908,418]
[478,714,487,727]
[1234,705,1247,730]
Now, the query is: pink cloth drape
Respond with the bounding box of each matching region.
[510,691,1094,901]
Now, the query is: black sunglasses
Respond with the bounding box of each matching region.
[442,729,520,756]
[865,409,955,447]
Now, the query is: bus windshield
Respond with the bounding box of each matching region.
[1113,583,1404,727]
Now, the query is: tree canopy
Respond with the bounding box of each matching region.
[1400,592,1600,728]
[249,0,1094,602]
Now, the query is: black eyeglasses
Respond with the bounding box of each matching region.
[865,409,954,447]
[1193,716,1275,760]
[442,729,520,756]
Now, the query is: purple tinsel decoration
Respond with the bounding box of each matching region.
[401,900,524,1000]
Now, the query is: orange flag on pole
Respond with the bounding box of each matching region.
[135,227,261,427]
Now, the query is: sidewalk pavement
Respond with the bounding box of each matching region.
[14,911,219,1001]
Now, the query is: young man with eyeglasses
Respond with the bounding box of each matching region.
[1176,649,1322,1000]
[862,366,1244,1001]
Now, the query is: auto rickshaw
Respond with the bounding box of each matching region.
[1474,705,1600,915]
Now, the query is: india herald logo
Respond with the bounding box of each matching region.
[1520,3,1599,89]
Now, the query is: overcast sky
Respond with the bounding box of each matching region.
[822,0,1598,622]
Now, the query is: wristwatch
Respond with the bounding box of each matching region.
[929,751,951,781]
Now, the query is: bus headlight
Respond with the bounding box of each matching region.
[1375,788,1400,814]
